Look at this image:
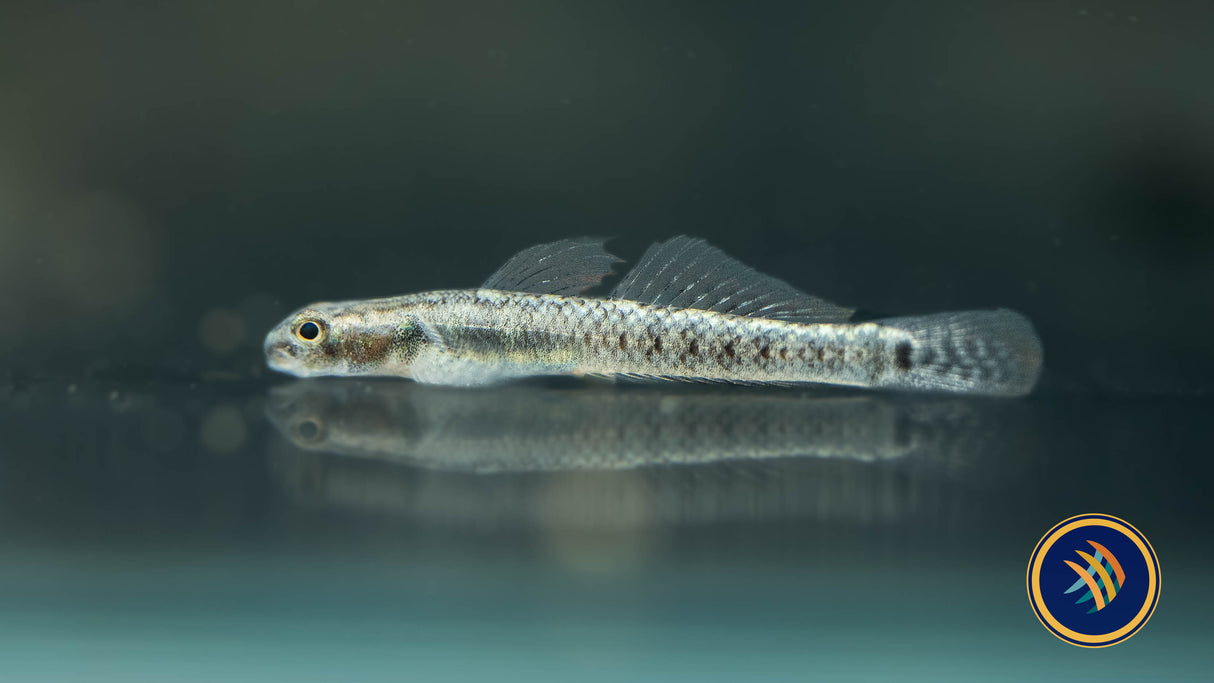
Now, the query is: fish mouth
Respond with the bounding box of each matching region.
[265,339,301,375]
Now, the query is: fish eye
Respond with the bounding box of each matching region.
[294,318,326,343]
[294,417,324,443]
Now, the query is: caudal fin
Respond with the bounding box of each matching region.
[877,309,1043,397]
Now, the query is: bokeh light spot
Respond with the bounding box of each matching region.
[200,405,247,454]
[199,308,247,355]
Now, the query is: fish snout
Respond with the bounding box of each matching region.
[265,335,301,375]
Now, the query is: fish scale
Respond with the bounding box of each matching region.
[413,289,898,387]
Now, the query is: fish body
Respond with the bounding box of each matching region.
[265,237,1042,396]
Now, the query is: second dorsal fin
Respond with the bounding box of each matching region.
[481,237,621,295]
[609,236,854,323]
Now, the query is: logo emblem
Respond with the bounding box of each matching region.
[1027,514,1160,647]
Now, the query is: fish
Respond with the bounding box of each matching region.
[264,236,1043,396]
[265,381,1038,527]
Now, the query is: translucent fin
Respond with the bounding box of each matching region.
[481,237,621,296]
[609,235,853,323]
[586,372,799,388]
[877,309,1043,397]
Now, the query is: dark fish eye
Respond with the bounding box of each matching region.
[295,319,325,342]
[295,417,323,442]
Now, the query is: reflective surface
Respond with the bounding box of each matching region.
[2,379,1211,680]
[267,381,1029,526]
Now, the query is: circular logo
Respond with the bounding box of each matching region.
[1027,513,1160,647]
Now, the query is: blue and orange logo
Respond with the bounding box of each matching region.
[1027,514,1160,647]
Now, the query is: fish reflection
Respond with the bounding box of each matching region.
[267,381,956,472]
[266,381,1032,528]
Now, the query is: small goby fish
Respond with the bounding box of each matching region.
[264,236,1043,396]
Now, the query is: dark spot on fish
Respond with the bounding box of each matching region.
[619,333,627,351]
[346,336,390,365]
[679,353,687,364]
[895,342,913,371]
[653,336,663,353]
[816,348,825,361]
[679,329,688,340]
[296,418,322,442]
[393,321,428,363]
[724,341,736,358]
[689,340,699,356]
[779,348,788,361]
[583,332,592,347]
[369,337,391,363]
[760,345,770,360]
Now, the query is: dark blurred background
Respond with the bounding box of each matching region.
[3,0,1212,392]
[2,2,1214,681]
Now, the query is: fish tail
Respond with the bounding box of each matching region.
[876,309,1043,396]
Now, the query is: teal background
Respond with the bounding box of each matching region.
[2,387,1210,680]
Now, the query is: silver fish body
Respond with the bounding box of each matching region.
[265,237,1042,396]
[269,289,898,386]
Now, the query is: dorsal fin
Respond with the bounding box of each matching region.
[481,237,621,295]
[609,236,854,323]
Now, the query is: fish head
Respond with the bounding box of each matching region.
[265,380,422,456]
[264,299,433,378]
[265,379,343,450]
